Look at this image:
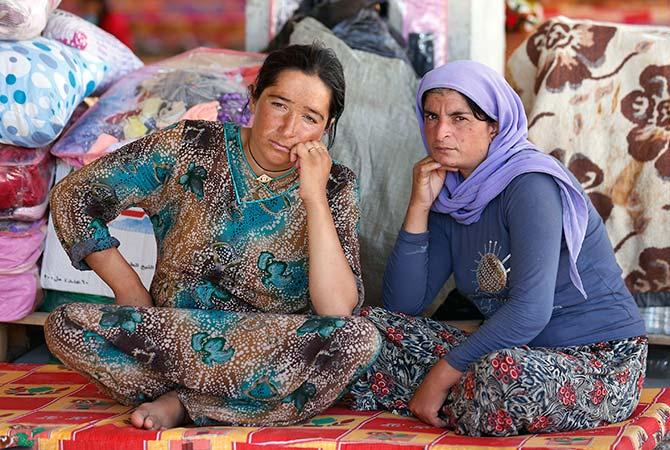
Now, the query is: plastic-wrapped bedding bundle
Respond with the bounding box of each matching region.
[0,36,106,148]
[0,267,40,321]
[51,48,265,167]
[0,218,45,274]
[0,145,54,222]
[0,200,49,222]
[42,9,144,95]
[0,0,61,40]
[0,218,46,321]
[0,145,55,212]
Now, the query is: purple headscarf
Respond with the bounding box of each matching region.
[416,60,588,298]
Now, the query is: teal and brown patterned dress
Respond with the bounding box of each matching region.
[50,120,364,313]
[44,120,381,426]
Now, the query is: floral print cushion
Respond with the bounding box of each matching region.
[507,16,670,300]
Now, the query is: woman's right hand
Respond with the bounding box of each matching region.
[409,156,449,211]
[403,157,449,234]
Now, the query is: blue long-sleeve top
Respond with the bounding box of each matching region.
[383,172,645,372]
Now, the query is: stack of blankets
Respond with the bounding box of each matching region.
[1,1,268,321]
[0,2,141,321]
[506,15,670,336]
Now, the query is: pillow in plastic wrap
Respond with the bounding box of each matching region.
[76,94,253,167]
[0,145,55,210]
[0,0,61,40]
[0,217,46,274]
[0,217,46,320]
[0,37,106,148]
[42,9,143,94]
[0,267,40,320]
[0,199,49,221]
[290,18,425,305]
[51,48,265,166]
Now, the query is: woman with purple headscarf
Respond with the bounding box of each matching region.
[347,60,647,436]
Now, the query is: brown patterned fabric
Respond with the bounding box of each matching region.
[507,16,670,299]
[526,20,617,94]
[49,120,364,313]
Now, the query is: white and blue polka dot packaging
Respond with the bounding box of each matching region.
[42,9,143,95]
[0,37,106,148]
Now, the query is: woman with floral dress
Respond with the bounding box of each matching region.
[45,44,381,430]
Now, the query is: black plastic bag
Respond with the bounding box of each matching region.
[331,8,410,63]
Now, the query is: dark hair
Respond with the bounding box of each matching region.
[249,43,345,148]
[422,88,496,124]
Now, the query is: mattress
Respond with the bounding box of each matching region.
[0,363,668,450]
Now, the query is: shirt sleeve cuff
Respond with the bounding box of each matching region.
[397,229,429,244]
[69,236,121,271]
[444,346,472,373]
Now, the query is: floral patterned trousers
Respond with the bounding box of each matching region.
[348,307,648,436]
[46,304,646,435]
[44,303,381,426]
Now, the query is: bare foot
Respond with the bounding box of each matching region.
[130,391,187,430]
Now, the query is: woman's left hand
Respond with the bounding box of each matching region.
[290,141,332,206]
[409,359,463,427]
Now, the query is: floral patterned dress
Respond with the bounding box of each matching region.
[48,120,364,313]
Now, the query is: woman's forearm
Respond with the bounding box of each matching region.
[305,198,358,316]
[85,247,153,307]
[403,203,431,233]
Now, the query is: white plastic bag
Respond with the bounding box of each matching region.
[0,0,61,40]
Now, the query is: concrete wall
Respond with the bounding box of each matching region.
[245,0,272,53]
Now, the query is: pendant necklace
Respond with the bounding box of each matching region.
[247,140,292,183]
